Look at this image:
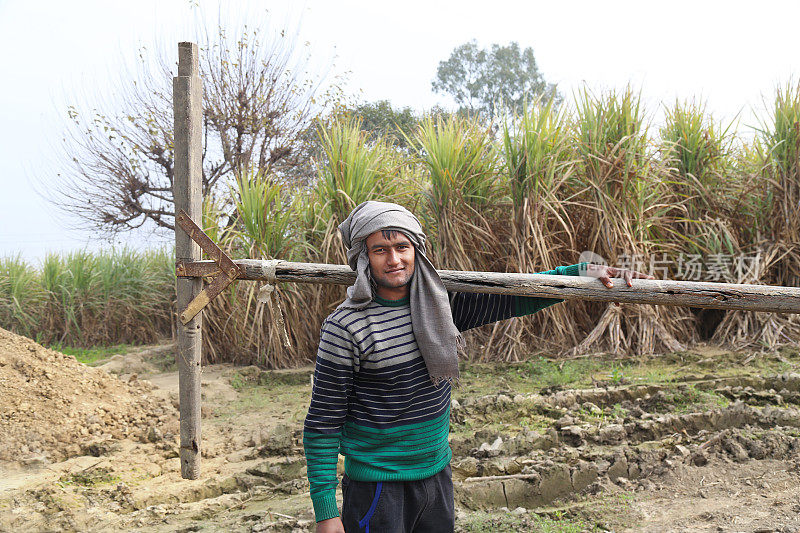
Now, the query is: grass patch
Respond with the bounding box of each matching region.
[49,343,135,366]
[238,386,306,412]
[457,509,598,532]
[459,357,612,394]
[145,346,178,373]
[58,467,120,487]
[610,403,629,421]
[628,362,679,384]
[525,357,606,389]
[457,355,716,393]
[576,490,638,531]
[216,387,307,423]
[450,415,552,441]
[213,372,309,423]
[229,368,313,390]
[666,386,730,413]
[229,371,248,391]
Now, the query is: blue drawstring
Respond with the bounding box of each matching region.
[358,482,383,533]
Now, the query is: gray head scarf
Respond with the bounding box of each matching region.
[337,201,463,382]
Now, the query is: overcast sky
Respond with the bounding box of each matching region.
[1,0,798,262]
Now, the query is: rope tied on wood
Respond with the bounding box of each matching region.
[257,259,291,349]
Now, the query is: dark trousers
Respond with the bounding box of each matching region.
[341,465,454,533]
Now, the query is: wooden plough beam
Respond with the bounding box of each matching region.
[175,222,800,316]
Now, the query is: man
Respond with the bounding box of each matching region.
[303,201,652,533]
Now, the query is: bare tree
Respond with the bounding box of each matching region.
[51,22,339,234]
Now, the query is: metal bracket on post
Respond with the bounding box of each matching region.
[175,208,242,324]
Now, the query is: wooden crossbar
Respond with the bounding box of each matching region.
[176,259,800,314]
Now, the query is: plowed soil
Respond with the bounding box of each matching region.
[2,328,800,532]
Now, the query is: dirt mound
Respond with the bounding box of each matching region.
[0,328,176,465]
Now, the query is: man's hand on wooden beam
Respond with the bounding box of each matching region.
[583,263,656,307]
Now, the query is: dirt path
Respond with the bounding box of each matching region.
[3,335,800,532]
[630,457,800,531]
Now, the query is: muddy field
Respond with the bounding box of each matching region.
[2,327,800,532]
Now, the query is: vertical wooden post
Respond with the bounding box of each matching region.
[173,41,203,479]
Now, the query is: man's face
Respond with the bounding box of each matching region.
[365,230,415,293]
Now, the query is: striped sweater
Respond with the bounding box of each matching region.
[303,262,587,521]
